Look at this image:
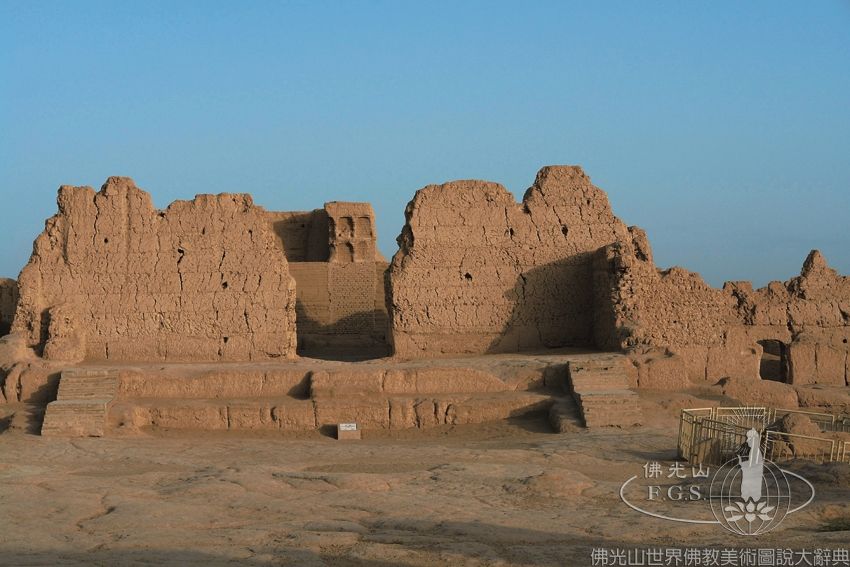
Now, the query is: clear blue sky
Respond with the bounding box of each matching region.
[1,1,848,287]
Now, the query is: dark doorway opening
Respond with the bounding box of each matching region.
[757,340,788,382]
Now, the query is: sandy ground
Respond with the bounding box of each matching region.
[1,407,849,567]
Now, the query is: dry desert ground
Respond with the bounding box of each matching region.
[1,392,849,567]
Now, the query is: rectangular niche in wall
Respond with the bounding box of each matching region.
[758,339,788,382]
[335,216,354,239]
[355,216,373,238]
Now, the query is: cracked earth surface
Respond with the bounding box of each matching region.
[1,408,849,566]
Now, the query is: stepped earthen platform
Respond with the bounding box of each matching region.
[38,349,618,437]
[566,356,642,428]
[41,369,118,437]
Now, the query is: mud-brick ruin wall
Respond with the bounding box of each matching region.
[592,238,746,385]
[268,202,389,352]
[387,166,634,357]
[593,238,850,388]
[267,209,330,262]
[732,252,850,387]
[12,177,297,362]
[0,279,18,336]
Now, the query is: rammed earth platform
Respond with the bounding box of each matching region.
[38,349,625,436]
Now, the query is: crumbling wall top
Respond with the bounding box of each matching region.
[12,177,297,362]
[387,165,633,357]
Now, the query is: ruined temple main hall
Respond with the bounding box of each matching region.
[0,166,847,436]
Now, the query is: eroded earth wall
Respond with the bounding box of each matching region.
[12,177,297,362]
[387,166,634,357]
[266,209,330,262]
[0,278,17,336]
[594,238,850,389]
[271,202,389,355]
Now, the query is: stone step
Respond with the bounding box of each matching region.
[309,367,516,398]
[576,392,639,401]
[575,392,639,406]
[583,407,642,419]
[41,400,112,437]
[120,398,317,431]
[568,357,627,372]
[570,366,626,377]
[581,406,642,418]
[581,400,641,410]
[566,358,642,428]
[115,391,555,432]
[578,397,642,428]
[114,366,526,401]
[570,370,628,382]
[577,385,637,393]
[117,368,311,400]
[57,376,119,400]
[41,370,120,437]
[389,392,554,430]
[569,374,630,392]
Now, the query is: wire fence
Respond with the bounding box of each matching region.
[679,406,850,465]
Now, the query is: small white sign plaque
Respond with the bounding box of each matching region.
[338,423,357,431]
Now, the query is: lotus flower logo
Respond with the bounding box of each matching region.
[724,499,775,524]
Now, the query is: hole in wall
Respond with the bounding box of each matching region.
[757,340,789,383]
[222,281,229,290]
[464,272,473,281]
[223,337,229,344]
[561,226,568,236]
[103,238,109,244]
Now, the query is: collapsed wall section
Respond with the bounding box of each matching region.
[594,239,850,388]
[12,177,297,362]
[0,278,17,336]
[387,166,632,357]
[733,251,850,386]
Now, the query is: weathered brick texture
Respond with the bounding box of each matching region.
[12,177,297,362]
[387,166,632,357]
